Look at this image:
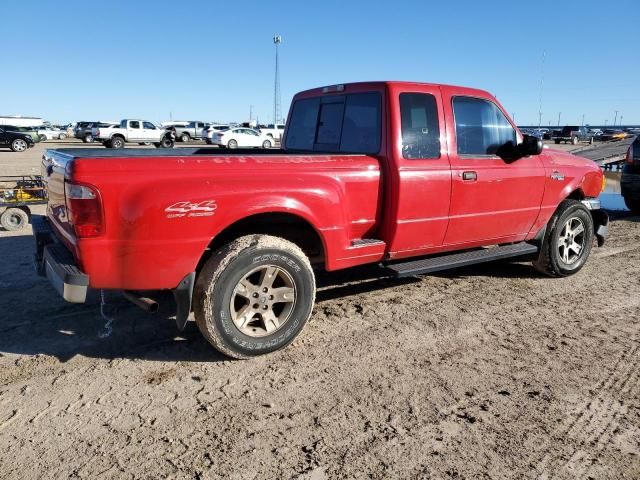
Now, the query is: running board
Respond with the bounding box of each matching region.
[384,242,539,278]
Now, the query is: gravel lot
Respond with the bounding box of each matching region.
[1,140,638,479]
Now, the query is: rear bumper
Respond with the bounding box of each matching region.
[32,215,89,303]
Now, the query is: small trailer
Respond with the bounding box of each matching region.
[0,176,47,231]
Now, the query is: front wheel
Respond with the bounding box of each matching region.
[194,235,316,359]
[180,133,190,142]
[10,139,28,152]
[572,136,579,145]
[39,134,47,142]
[533,199,594,277]
[227,139,238,149]
[262,139,272,149]
[159,135,174,148]
[59,133,67,140]
[84,135,94,143]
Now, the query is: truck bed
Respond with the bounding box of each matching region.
[47,147,295,158]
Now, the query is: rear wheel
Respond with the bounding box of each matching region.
[39,134,47,142]
[227,139,238,149]
[10,139,28,152]
[111,137,125,148]
[533,199,594,277]
[572,136,579,145]
[84,135,94,143]
[1,208,29,231]
[624,197,640,214]
[194,235,316,359]
[180,133,190,142]
[59,133,67,140]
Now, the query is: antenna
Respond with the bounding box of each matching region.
[273,34,282,126]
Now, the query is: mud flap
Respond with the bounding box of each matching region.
[173,272,195,331]
[592,209,609,247]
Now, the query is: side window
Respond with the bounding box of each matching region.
[129,121,141,129]
[453,97,516,156]
[316,102,344,145]
[285,98,320,150]
[400,93,440,159]
[340,93,380,154]
[143,122,155,129]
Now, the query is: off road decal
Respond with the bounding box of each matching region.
[165,200,217,218]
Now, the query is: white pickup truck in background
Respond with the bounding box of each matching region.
[93,119,175,148]
[259,123,285,141]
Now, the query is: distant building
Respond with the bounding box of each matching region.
[0,116,44,127]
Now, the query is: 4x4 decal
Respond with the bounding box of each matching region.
[165,200,217,218]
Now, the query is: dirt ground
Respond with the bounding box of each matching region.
[1,141,639,479]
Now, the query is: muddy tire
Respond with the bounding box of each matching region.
[533,199,594,277]
[194,234,316,359]
[1,208,29,231]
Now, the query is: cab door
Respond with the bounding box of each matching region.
[385,85,452,258]
[440,89,545,246]
[128,120,143,141]
[142,121,158,141]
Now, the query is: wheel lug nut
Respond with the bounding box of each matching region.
[262,305,268,310]
[252,292,259,298]
[269,295,274,300]
[263,287,268,293]
[253,304,259,309]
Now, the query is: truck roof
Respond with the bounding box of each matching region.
[293,81,495,100]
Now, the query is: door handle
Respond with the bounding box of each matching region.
[461,171,477,181]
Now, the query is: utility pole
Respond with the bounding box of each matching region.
[273,34,282,126]
[620,115,623,126]
[249,105,254,123]
[537,50,546,130]
[614,110,619,126]
[581,114,585,127]
[557,112,562,127]
[605,119,608,127]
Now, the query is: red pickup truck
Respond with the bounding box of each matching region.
[33,81,609,359]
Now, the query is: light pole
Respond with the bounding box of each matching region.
[581,114,585,127]
[273,34,282,126]
[614,110,619,126]
[557,112,561,127]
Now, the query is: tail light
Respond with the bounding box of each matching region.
[65,182,104,237]
[626,145,634,164]
[95,129,100,136]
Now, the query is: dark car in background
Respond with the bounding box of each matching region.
[0,126,35,152]
[621,136,640,213]
[552,126,594,145]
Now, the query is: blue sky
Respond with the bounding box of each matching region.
[2,0,638,125]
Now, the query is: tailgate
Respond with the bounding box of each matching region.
[41,150,76,244]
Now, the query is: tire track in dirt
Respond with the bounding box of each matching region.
[538,345,640,478]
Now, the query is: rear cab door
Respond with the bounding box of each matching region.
[383,83,452,259]
[439,86,545,246]
[127,120,144,141]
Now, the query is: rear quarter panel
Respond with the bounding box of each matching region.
[70,153,381,289]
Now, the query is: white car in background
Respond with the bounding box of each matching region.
[210,128,274,148]
[37,126,67,140]
[203,124,231,144]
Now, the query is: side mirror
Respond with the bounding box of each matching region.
[519,134,543,156]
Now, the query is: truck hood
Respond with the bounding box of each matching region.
[542,147,599,171]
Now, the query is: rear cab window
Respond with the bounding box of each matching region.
[285,92,381,154]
